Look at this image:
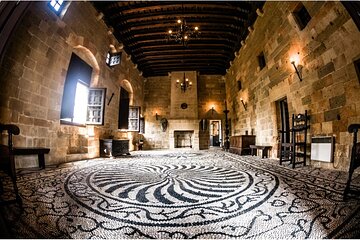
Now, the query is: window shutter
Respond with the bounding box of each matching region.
[60,53,92,119]
[86,88,106,125]
[128,106,140,131]
[139,117,145,134]
[118,87,129,129]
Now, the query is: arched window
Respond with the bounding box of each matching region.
[60,53,105,125]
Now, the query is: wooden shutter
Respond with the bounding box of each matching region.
[60,53,92,119]
[86,88,106,125]
[128,106,140,131]
[118,87,129,129]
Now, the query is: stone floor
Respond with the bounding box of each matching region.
[1,149,360,238]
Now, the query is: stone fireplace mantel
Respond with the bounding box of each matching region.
[168,119,199,150]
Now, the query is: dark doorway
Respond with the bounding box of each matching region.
[342,2,360,31]
[118,87,129,129]
[279,98,290,143]
[210,120,221,147]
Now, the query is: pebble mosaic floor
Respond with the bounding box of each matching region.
[1,149,360,238]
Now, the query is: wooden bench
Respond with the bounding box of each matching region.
[1,123,50,207]
[13,147,50,169]
[250,145,272,158]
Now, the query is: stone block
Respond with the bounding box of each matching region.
[310,113,324,124]
[324,108,340,122]
[301,95,311,105]
[329,94,346,109]
[23,56,36,70]
[19,115,34,125]
[333,53,346,70]
[312,123,322,135]
[318,62,335,79]
[321,121,333,134]
[34,118,50,127]
[9,98,24,113]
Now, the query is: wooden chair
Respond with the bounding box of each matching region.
[290,110,310,168]
[279,110,310,168]
[279,129,292,165]
[344,124,360,199]
[0,124,22,207]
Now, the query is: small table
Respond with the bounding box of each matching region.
[250,145,272,158]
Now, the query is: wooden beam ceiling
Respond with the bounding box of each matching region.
[92,1,264,77]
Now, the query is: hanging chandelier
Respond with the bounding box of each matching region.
[167,18,200,46]
[176,72,192,92]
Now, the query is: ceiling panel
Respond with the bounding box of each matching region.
[92,1,264,77]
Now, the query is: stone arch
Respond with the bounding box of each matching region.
[120,79,134,105]
[66,33,100,86]
[72,45,100,87]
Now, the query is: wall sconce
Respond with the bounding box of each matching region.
[240,98,247,111]
[106,50,121,67]
[290,54,303,81]
[211,105,215,115]
[291,61,303,81]
[107,92,114,106]
[155,112,159,120]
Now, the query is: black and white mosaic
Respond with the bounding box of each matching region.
[65,162,276,227]
[1,150,360,239]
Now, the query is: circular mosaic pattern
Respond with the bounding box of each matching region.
[163,152,203,158]
[65,162,278,227]
[91,164,249,206]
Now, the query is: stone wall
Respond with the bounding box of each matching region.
[225,1,360,170]
[0,2,144,167]
[197,75,226,149]
[143,74,226,150]
[143,76,171,149]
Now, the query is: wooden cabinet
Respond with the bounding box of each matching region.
[100,139,130,157]
[229,135,255,155]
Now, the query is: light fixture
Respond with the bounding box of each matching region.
[290,54,303,81]
[176,72,192,93]
[155,112,159,120]
[240,98,247,111]
[166,7,200,47]
[211,106,215,115]
[106,51,121,67]
[107,92,114,106]
[291,61,303,81]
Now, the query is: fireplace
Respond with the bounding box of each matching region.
[174,131,194,148]
[168,119,200,150]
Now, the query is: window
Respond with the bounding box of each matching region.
[60,53,106,126]
[342,2,360,31]
[354,58,360,84]
[237,80,242,91]
[258,52,266,70]
[48,0,65,14]
[48,0,70,18]
[73,81,89,124]
[118,87,130,129]
[128,106,140,131]
[292,3,311,30]
[87,88,106,125]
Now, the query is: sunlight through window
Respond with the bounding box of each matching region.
[73,81,89,124]
[49,0,64,12]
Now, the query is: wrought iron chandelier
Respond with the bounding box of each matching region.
[176,72,192,92]
[167,18,199,46]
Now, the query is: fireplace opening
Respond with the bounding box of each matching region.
[174,131,194,148]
